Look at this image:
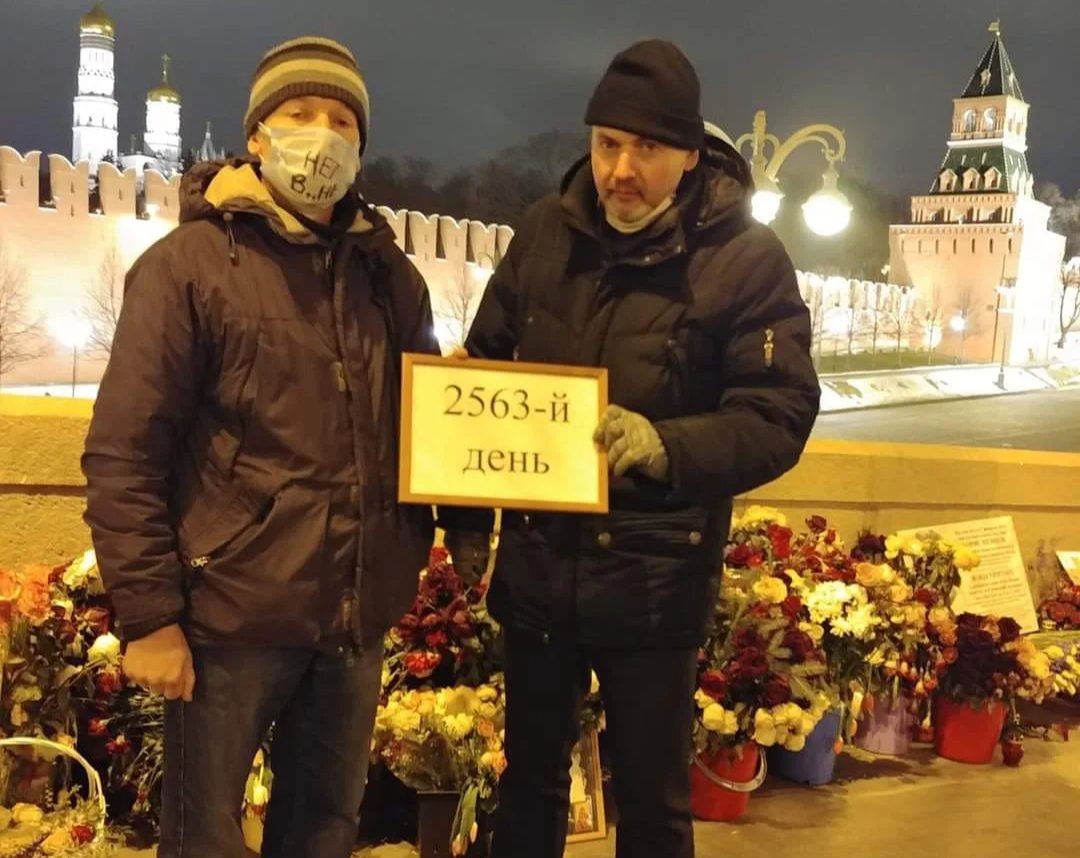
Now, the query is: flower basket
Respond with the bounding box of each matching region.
[768,709,842,786]
[854,695,914,756]
[0,737,108,857]
[688,744,767,822]
[933,696,1006,764]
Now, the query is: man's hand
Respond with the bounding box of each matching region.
[122,623,196,701]
[444,530,491,586]
[593,404,670,481]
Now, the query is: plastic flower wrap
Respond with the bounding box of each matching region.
[693,567,833,757]
[373,677,507,856]
[383,547,501,692]
[1042,643,1080,701]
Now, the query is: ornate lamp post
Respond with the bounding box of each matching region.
[732,110,852,235]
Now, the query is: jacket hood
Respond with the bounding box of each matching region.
[179,157,381,243]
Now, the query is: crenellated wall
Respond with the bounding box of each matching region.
[0,146,512,386]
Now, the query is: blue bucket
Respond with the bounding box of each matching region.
[767,710,842,786]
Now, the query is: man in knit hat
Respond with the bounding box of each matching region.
[83,36,439,858]
[441,40,819,858]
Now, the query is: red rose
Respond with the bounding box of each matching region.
[914,588,937,607]
[87,718,109,737]
[71,825,94,845]
[733,628,765,651]
[727,544,755,568]
[404,651,442,678]
[424,630,449,649]
[420,613,442,629]
[699,670,728,700]
[780,596,803,621]
[429,547,450,566]
[105,735,130,756]
[782,629,815,664]
[734,650,770,680]
[763,675,792,707]
[806,516,828,534]
[997,617,1021,643]
[96,667,123,695]
[81,606,112,635]
[768,524,793,559]
[942,647,959,665]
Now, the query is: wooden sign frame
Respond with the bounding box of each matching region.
[399,353,609,513]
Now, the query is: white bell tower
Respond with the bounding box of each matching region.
[144,54,183,175]
[72,4,119,173]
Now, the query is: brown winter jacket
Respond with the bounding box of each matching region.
[82,160,439,648]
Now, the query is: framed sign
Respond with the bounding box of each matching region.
[399,354,609,513]
[565,730,607,844]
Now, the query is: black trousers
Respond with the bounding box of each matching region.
[491,629,698,858]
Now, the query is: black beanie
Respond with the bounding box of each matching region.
[584,40,704,151]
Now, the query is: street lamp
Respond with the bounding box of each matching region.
[733,110,852,235]
[993,282,1016,390]
[49,314,92,397]
[950,313,968,363]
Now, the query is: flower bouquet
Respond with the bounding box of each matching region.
[383,548,501,693]
[927,612,1054,764]
[1038,583,1080,631]
[691,556,832,814]
[373,681,506,856]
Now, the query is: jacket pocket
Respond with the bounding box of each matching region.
[179,481,277,565]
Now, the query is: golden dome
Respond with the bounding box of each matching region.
[80,3,115,36]
[147,54,181,104]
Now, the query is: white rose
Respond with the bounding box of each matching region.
[88,632,122,663]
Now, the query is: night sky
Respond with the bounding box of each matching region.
[1,0,1078,195]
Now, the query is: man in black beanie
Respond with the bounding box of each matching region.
[441,40,819,858]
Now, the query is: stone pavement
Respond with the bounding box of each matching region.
[110,738,1080,857]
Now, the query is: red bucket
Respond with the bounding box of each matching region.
[934,696,1006,764]
[689,744,765,821]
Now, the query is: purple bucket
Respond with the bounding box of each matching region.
[854,696,914,756]
[768,710,842,785]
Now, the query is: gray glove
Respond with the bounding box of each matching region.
[593,404,670,481]
[444,531,491,586]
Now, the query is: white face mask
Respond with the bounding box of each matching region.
[258,124,360,216]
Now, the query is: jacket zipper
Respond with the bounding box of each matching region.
[764,328,775,370]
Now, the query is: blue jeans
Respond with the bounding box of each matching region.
[158,644,383,858]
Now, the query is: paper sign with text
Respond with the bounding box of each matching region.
[399,354,609,512]
[900,516,1038,633]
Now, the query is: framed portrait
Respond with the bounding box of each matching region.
[565,729,607,844]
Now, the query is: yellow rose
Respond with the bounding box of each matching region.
[88,631,122,663]
[784,734,807,753]
[40,829,74,855]
[752,576,788,605]
[904,604,928,627]
[390,708,422,736]
[953,545,980,570]
[797,713,818,736]
[477,719,495,739]
[702,704,728,732]
[695,689,715,710]
[799,622,825,644]
[889,582,914,604]
[11,804,44,825]
[478,702,498,721]
[476,685,498,703]
[884,534,903,560]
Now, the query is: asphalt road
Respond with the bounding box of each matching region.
[812,387,1080,453]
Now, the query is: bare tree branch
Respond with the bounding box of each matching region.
[84,244,125,359]
[433,265,482,350]
[0,240,45,387]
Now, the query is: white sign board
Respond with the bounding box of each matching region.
[902,516,1038,633]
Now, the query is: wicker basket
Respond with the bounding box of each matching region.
[0,737,108,857]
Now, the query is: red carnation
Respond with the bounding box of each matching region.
[425,630,449,649]
[96,667,123,695]
[429,547,450,565]
[105,735,130,756]
[733,628,765,651]
[768,524,793,559]
[87,718,109,737]
[727,544,755,568]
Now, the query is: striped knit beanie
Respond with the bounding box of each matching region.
[244,36,371,152]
